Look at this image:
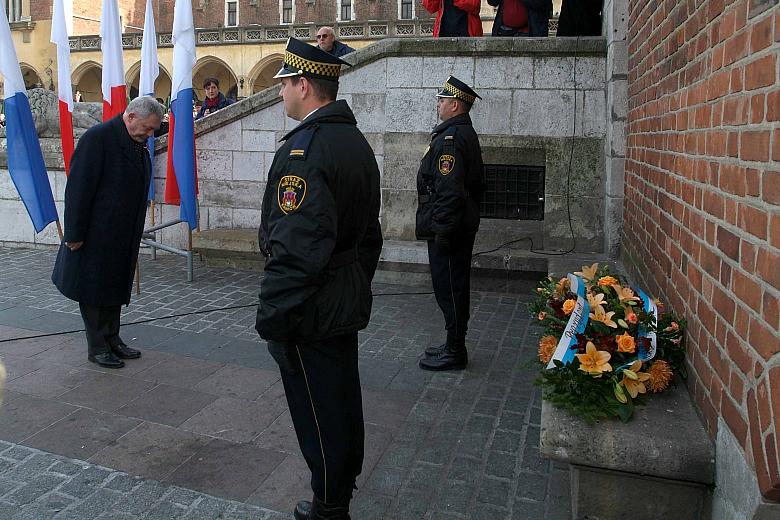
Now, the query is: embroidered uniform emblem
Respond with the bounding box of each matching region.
[438,154,455,175]
[278,175,307,214]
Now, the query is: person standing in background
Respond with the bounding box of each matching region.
[489,0,553,37]
[423,0,483,37]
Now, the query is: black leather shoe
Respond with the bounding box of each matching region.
[88,352,125,369]
[419,346,467,371]
[311,496,350,519]
[110,343,142,359]
[423,342,447,357]
[294,500,312,520]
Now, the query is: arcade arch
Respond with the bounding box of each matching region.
[71,61,103,102]
[19,63,43,89]
[248,54,283,95]
[125,62,173,103]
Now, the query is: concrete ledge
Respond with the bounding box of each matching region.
[540,384,715,519]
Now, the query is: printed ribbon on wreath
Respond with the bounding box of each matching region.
[547,273,590,369]
[634,287,658,361]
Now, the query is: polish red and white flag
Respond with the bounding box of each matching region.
[100,0,127,120]
[50,0,74,174]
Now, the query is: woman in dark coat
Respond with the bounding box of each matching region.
[52,97,162,368]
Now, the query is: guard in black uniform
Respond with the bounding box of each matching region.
[255,38,383,520]
[416,76,484,371]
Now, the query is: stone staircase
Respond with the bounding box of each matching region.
[192,228,613,291]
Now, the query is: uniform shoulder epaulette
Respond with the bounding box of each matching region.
[288,125,319,160]
[442,126,457,149]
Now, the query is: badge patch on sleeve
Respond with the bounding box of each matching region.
[438,154,455,175]
[278,175,307,214]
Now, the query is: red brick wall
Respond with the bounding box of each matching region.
[624,0,779,500]
[29,0,51,20]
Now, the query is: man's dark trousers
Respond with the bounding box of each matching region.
[78,303,121,356]
[281,332,364,505]
[428,234,476,345]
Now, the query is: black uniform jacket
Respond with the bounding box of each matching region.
[416,113,484,241]
[255,100,383,343]
[52,115,151,307]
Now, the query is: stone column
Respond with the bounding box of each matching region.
[603,0,628,258]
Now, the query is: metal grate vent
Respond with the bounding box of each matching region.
[480,164,545,220]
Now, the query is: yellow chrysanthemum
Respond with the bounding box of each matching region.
[620,361,651,398]
[598,276,619,287]
[647,360,674,393]
[562,299,577,315]
[575,341,612,377]
[615,332,636,353]
[538,336,558,364]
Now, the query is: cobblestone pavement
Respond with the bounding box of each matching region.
[0,247,571,519]
[0,442,285,519]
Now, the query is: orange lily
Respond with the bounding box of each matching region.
[576,341,612,377]
[620,361,651,398]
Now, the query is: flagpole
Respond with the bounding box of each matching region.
[150,200,156,225]
[55,220,63,240]
[135,263,141,295]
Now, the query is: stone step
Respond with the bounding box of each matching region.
[192,228,612,289]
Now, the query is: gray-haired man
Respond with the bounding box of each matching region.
[52,96,162,369]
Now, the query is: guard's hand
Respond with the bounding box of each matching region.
[267,341,297,374]
[435,234,451,255]
[65,241,84,251]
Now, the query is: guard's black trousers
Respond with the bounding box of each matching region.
[428,234,476,345]
[281,332,364,505]
[78,303,121,356]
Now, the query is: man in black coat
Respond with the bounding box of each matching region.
[255,38,382,520]
[52,96,162,369]
[416,76,485,371]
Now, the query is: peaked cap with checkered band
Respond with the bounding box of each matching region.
[273,37,350,82]
[436,75,482,105]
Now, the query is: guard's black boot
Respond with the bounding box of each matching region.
[311,496,350,519]
[294,500,312,520]
[419,344,467,371]
[423,342,447,357]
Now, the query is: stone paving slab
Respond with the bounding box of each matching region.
[0,247,572,519]
[0,441,286,519]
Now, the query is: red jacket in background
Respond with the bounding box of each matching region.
[423,0,484,37]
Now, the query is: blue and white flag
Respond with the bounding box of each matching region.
[547,273,591,369]
[164,0,198,229]
[140,0,159,200]
[1,6,58,233]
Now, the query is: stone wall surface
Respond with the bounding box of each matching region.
[621,0,780,510]
[1,37,611,256]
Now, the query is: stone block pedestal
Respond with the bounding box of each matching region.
[540,385,715,520]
